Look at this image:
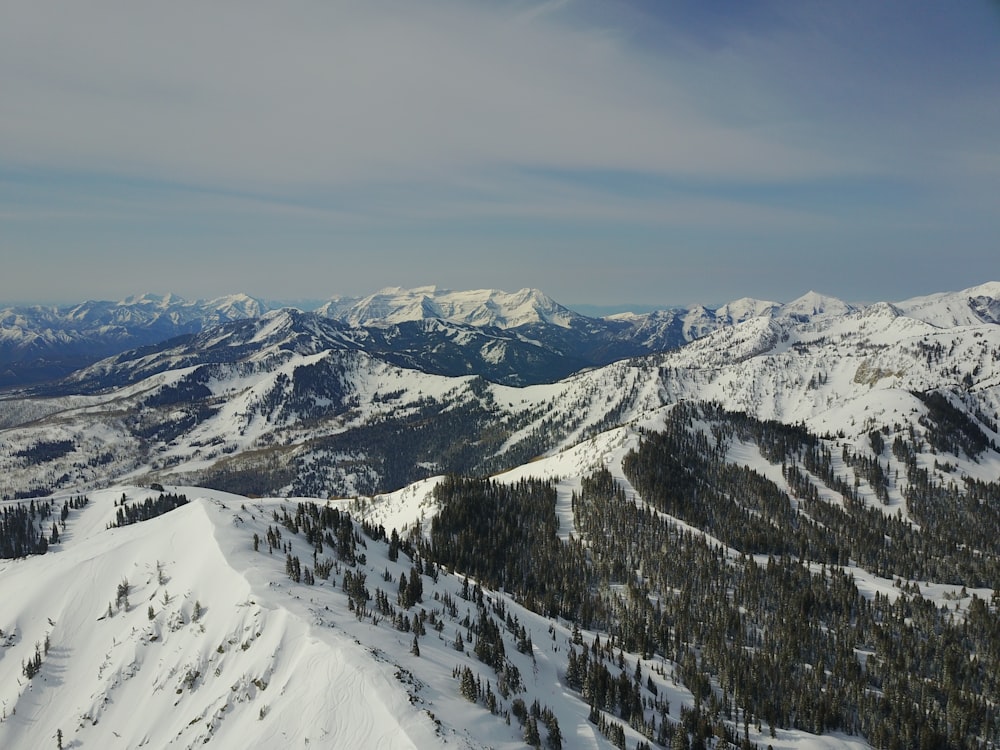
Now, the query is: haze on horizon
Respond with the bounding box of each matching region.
[2,0,998,308]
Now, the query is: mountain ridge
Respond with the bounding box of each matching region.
[2,281,1000,749]
[2,280,999,501]
[5,282,998,390]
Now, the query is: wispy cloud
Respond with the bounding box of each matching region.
[1,0,998,305]
[0,0,859,189]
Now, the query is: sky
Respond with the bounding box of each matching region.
[2,0,999,309]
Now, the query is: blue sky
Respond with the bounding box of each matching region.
[2,0,998,308]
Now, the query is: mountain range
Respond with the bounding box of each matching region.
[7,283,999,391]
[0,293,265,387]
[3,281,999,499]
[1,281,999,749]
[0,285,702,388]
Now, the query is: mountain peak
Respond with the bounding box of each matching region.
[780,291,855,319]
[118,292,187,307]
[205,293,267,320]
[961,280,1000,298]
[896,281,1000,327]
[318,286,579,329]
[716,296,781,323]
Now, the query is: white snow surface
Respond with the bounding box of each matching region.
[896,281,1000,327]
[315,286,580,329]
[6,282,1000,749]
[779,290,857,319]
[4,281,1000,507]
[0,487,441,749]
[0,481,881,750]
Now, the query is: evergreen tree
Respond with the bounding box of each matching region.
[460,666,478,702]
[523,716,541,748]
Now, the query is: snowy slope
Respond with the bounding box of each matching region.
[3,284,1000,502]
[0,487,440,749]
[895,281,1000,327]
[779,290,856,320]
[355,397,996,650]
[0,482,878,750]
[5,282,1000,750]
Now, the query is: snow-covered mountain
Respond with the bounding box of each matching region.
[0,287,676,390]
[0,285,866,390]
[895,280,1000,327]
[46,308,592,392]
[0,294,269,387]
[0,485,629,749]
[316,286,581,329]
[0,473,892,750]
[16,283,992,392]
[2,281,999,502]
[778,290,857,320]
[3,282,1000,749]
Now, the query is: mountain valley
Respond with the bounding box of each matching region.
[1,282,1000,749]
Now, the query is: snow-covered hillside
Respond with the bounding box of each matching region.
[3,282,1000,750]
[2,283,1000,502]
[0,486,504,749]
[0,481,883,750]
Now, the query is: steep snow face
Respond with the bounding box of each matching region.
[896,281,1000,327]
[671,316,784,366]
[680,305,717,341]
[651,303,998,430]
[0,484,880,750]
[0,489,441,749]
[316,287,580,329]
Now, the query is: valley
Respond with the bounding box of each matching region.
[1,283,999,749]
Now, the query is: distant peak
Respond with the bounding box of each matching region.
[781,291,855,318]
[214,292,254,303]
[314,286,577,329]
[962,281,1000,299]
[716,297,781,323]
[373,285,440,297]
[119,292,183,306]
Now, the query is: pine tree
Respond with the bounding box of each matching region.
[388,528,400,562]
[542,708,563,750]
[671,727,690,750]
[460,666,478,702]
[523,716,540,748]
[407,566,423,604]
